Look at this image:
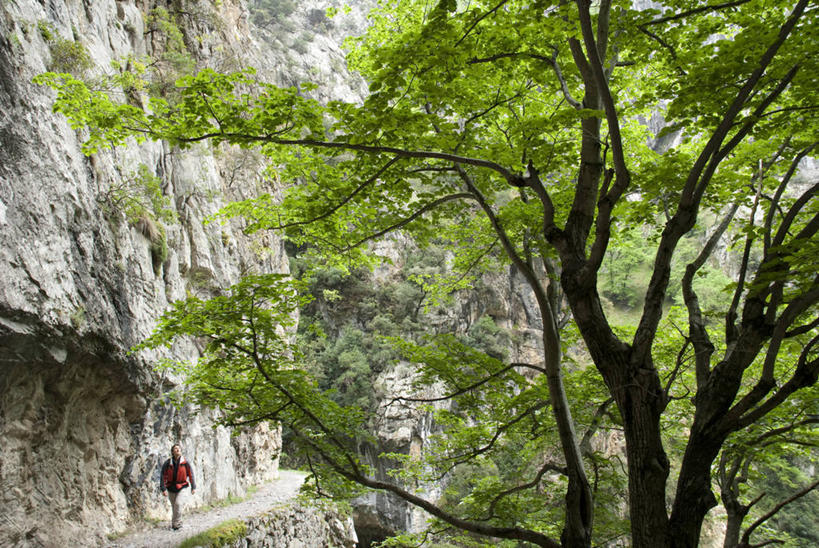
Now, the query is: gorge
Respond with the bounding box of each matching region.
[2,1,817,547]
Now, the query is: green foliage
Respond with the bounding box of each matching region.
[102,163,176,225]
[177,518,247,548]
[38,21,93,75]
[599,227,652,308]
[136,274,373,500]
[755,458,819,547]
[49,39,92,74]
[38,0,819,545]
[69,306,86,330]
[99,163,176,273]
[291,32,312,55]
[292,241,515,422]
[249,0,297,28]
[198,488,257,512]
[37,20,53,41]
[143,7,196,99]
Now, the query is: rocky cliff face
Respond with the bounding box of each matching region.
[0,1,363,545]
[232,502,358,548]
[321,246,552,543]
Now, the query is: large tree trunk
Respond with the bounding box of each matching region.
[562,279,672,548]
[667,434,723,547]
[620,371,671,548]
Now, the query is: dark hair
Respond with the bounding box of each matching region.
[171,444,181,454]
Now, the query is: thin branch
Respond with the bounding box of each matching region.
[664,339,692,398]
[269,157,401,230]
[681,0,809,209]
[751,418,819,447]
[483,459,568,520]
[771,182,819,249]
[734,330,819,430]
[387,363,517,404]
[455,0,510,48]
[439,238,500,297]
[714,65,801,166]
[288,409,562,547]
[343,193,474,250]
[636,27,686,76]
[468,50,582,109]
[727,176,763,346]
[684,201,738,386]
[643,0,754,26]
[579,398,615,456]
[758,104,819,119]
[435,401,550,475]
[764,142,817,253]
[740,478,819,546]
[786,316,819,338]
[156,132,522,184]
[637,0,810,367]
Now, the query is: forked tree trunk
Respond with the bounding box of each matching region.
[562,281,672,547]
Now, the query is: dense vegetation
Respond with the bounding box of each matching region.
[37,0,817,546]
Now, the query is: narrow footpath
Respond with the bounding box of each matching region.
[105,470,306,548]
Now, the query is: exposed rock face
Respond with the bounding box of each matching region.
[344,247,551,542]
[0,0,362,545]
[233,502,357,548]
[354,361,445,542]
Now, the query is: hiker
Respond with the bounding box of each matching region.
[160,444,196,530]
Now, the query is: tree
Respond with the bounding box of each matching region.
[36,0,818,546]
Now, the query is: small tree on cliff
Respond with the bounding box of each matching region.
[37,0,818,546]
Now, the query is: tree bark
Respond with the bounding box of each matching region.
[668,433,723,547]
[561,272,671,548]
[723,501,749,548]
[599,350,671,548]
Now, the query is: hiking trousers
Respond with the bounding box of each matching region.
[168,491,184,528]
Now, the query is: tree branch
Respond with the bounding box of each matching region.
[269,156,402,230]
[764,142,817,253]
[386,363,518,404]
[643,0,754,26]
[483,459,568,520]
[684,201,739,387]
[468,50,582,109]
[165,133,523,185]
[343,193,474,250]
[636,0,809,369]
[455,0,510,48]
[287,420,559,547]
[733,330,819,430]
[740,478,819,546]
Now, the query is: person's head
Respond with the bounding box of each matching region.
[171,444,181,458]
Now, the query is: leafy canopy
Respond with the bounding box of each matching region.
[36,0,819,546]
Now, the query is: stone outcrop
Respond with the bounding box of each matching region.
[0,0,362,545]
[231,502,357,548]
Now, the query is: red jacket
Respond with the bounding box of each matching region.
[161,457,195,493]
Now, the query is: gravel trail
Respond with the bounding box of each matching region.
[105,470,306,548]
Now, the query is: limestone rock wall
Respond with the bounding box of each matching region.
[0,0,362,545]
[345,245,550,540]
[231,502,357,548]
